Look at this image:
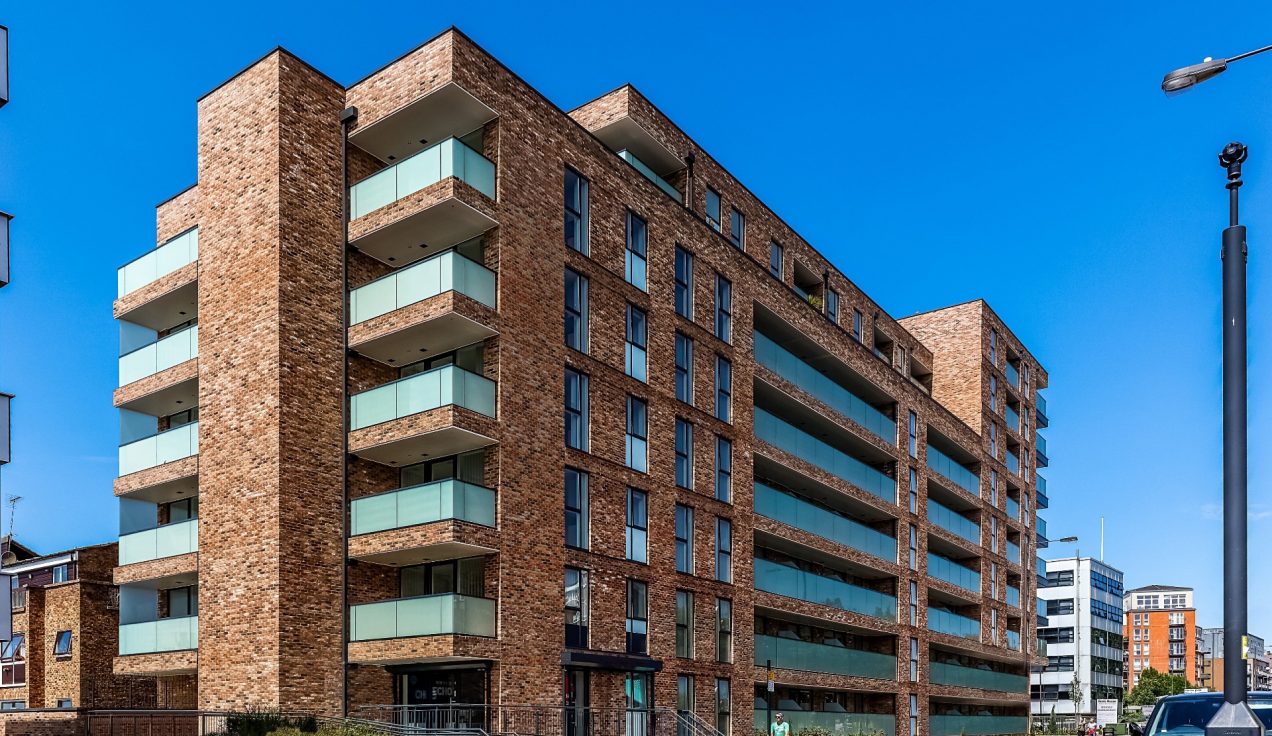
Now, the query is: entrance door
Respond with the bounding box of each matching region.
[400,668,487,730]
[565,669,590,736]
[625,673,651,736]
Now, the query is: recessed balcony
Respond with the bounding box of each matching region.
[927,498,980,547]
[928,552,981,596]
[928,446,980,497]
[119,616,197,656]
[350,593,495,642]
[754,633,895,680]
[350,82,497,164]
[116,326,198,416]
[349,138,497,266]
[928,607,980,641]
[930,661,1028,693]
[120,325,198,387]
[754,480,896,563]
[119,422,198,477]
[348,480,498,566]
[119,519,198,566]
[349,366,496,466]
[349,249,496,366]
[754,557,896,622]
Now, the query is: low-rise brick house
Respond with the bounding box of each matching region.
[0,538,121,709]
[110,27,1052,736]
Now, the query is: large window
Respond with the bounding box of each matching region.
[1048,599,1075,616]
[715,598,733,663]
[565,369,589,451]
[565,468,589,549]
[625,211,647,291]
[852,309,863,342]
[675,246,694,318]
[625,304,647,382]
[565,268,588,352]
[675,333,694,404]
[715,436,732,502]
[715,356,732,422]
[907,411,918,457]
[626,487,648,564]
[675,419,694,489]
[0,634,23,686]
[715,679,731,736]
[675,590,694,658]
[564,568,589,647]
[678,676,696,729]
[910,637,919,681]
[626,579,648,654]
[715,517,732,583]
[706,188,721,232]
[908,467,917,513]
[564,168,589,254]
[714,274,732,342]
[676,504,694,574]
[626,395,648,472]
[728,208,745,250]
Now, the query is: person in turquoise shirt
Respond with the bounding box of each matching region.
[770,713,789,736]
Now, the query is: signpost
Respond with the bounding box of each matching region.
[1096,699,1120,727]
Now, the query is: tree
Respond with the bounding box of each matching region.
[1072,671,1086,714]
[1127,668,1194,705]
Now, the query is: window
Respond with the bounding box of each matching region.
[908,467,918,513]
[706,188,721,232]
[989,376,997,411]
[678,676,695,726]
[990,423,997,456]
[564,167,589,254]
[52,565,67,584]
[908,524,917,569]
[625,211,647,291]
[676,504,694,574]
[990,516,997,550]
[909,637,919,681]
[990,329,998,364]
[990,470,998,506]
[852,309,863,342]
[769,242,783,278]
[991,562,999,599]
[1048,598,1075,616]
[715,517,732,583]
[675,418,694,489]
[909,695,918,736]
[53,630,71,657]
[0,634,23,686]
[565,568,589,647]
[715,598,733,663]
[675,333,694,404]
[564,369,589,451]
[625,304,647,382]
[56,699,71,709]
[714,274,732,342]
[714,678,731,736]
[675,246,694,318]
[907,411,918,457]
[826,289,839,324]
[167,586,197,617]
[715,436,732,502]
[0,702,24,711]
[626,579,648,654]
[991,609,998,644]
[626,488,648,563]
[728,209,745,250]
[565,468,589,549]
[626,395,648,472]
[909,581,918,625]
[564,268,588,352]
[675,590,694,658]
[715,356,732,422]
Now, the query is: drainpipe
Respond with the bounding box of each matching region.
[339,104,358,718]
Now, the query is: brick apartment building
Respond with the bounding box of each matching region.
[110,28,1052,736]
[1197,628,1271,692]
[1124,585,1201,690]
[0,538,125,710]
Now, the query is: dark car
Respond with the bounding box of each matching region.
[1139,692,1272,735]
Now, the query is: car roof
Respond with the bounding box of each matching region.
[1158,692,1272,702]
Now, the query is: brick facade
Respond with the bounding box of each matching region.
[110,27,1052,736]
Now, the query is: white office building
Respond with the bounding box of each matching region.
[1033,557,1126,718]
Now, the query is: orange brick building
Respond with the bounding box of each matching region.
[1123,585,1200,690]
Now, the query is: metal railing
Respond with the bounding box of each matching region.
[10,587,25,610]
[354,704,721,736]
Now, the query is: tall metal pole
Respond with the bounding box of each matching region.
[1207,141,1262,736]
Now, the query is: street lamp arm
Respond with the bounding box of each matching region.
[1227,43,1272,63]
[1162,43,1272,93]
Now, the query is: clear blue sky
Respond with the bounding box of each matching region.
[1,1,1270,635]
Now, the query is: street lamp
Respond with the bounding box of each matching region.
[1162,47,1264,736]
[1161,44,1272,93]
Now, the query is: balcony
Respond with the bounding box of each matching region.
[1006,586,1020,608]
[751,713,894,736]
[352,478,495,536]
[753,408,895,502]
[753,330,896,444]
[352,366,494,430]
[927,447,979,496]
[930,662,1028,692]
[119,615,197,655]
[927,499,980,546]
[1005,449,1020,476]
[118,519,198,566]
[930,715,1027,736]
[349,593,495,641]
[1036,475,1049,509]
[1036,393,1048,427]
[119,422,198,477]
[349,250,497,365]
[118,229,198,299]
[928,553,980,594]
[349,366,496,466]
[348,138,497,266]
[1006,542,1021,565]
[754,558,896,621]
[1005,405,1020,433]
[617,150,682,203]
[755,633,895,680]
[1006,496,1020,523]
[929,608,980,640]
[1036,434,1049,467]
[1037,517,1049,548]
[119,325,198,387]
[755,481,896,562]
[1005,362,1020,389]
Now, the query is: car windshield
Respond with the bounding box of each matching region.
[1149,700,1272,735]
